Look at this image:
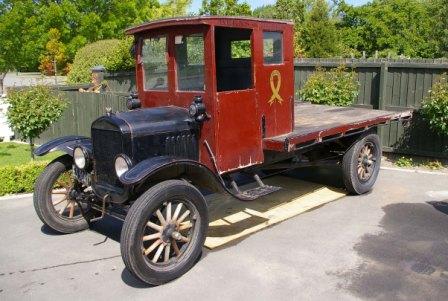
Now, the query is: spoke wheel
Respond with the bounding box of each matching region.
[50,171,82,219]
[357,142,377,182]
[34,155,91,234]
[121,180,208,286]
[342,133,382,195]
[142,200,196,265]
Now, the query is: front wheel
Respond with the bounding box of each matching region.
[120,180,208,286]
[342,133,382,195]
[33,155,90,233]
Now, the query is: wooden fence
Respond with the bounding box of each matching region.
[33,58,447,158]
[295,58,448,158]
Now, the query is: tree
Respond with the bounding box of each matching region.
[0,0,192,74]
[303,0,339,57]
[253,5,276,19]
[200,0,252,16]
[274,0,309,57]
[39,28,67,75]
[431,0,448,57]
[7,86,67,159]
[336,0,438,58]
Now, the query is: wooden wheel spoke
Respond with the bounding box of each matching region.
[143,233,160,242]
[164,243,171,262]
[172,203,183,222]
[177,210,190,225]
[172,240,181,256]
[69,202,75,218]
[166,202,172,222]
[52,196,67,206]
[152,243,165,263]
[59,201,70,214]
[178,234,190,243]
[144,239,162,256]
[146,221,162,232]
[178,221,192,231]
[155,210,166,226]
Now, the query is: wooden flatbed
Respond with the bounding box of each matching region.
[263,102,412,152]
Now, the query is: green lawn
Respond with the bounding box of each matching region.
[0,142,62,167]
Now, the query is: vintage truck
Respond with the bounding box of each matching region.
[33,17,411,285]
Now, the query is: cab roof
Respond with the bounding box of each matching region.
[125,16,293,35]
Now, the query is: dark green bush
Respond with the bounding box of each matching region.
[0,161,48,196]
[421,74,448,136]
[299,65,359,106]
[67,38,134,83]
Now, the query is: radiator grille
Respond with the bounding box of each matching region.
[91,128,123,185]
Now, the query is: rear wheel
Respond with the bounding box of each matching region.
[342,133,382,195]
[34,155,90,233]
[120,180,208,285]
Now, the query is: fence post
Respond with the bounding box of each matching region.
[377,62,389,141]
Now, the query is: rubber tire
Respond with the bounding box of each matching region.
[33,155,89,234]
[342,133,382,195]
[120,180,208,286]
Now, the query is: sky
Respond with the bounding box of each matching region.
[189,0,370,13]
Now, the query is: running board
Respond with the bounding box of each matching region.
[230,174,281,201]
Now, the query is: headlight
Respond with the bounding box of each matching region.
[115,155,132,178]
[73,147,87,169]
[188,103,198,117]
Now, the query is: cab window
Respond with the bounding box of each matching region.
[215,27,253,92]
[263,32,283,64]
[175,33,205,91]
[142,36,168,91]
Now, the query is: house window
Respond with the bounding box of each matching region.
[263,32,283,64]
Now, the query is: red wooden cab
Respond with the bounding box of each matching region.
[126,17,295,174]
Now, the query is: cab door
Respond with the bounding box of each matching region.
[214,27,263,173]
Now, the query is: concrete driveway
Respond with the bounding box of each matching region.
[0,168,447,301]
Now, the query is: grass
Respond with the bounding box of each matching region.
[395,156,414,168]
[0,142,62,167]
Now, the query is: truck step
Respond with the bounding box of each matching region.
[230,174,281,201]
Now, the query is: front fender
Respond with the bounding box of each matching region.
[34,136,91,157]
[120,156,226,194]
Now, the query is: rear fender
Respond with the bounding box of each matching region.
[34,136,92,157]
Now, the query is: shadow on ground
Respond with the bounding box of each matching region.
[334,202,448,301]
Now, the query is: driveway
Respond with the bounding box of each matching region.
[0,168,447,301]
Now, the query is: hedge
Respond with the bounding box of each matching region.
[67,38,134,83]
[0,161,48,196]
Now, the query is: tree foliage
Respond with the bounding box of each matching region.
[303,0,339,57]
[200,0,251,16]
[300,65,359,106]
[421,74,448,136]
[7,85,67,158]
[337,0,439,58]
[0,0,191,73]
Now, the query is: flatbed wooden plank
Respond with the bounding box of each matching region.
[263,102,412,152]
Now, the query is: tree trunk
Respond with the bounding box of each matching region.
[30,138,35,160]
[0,72,5,95]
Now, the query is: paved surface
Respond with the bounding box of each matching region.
[0,168,447,301]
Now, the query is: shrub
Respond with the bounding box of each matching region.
[395,156,413,168]
[0,161,48,196]
[7,85,67,158]
[67,38,134,83]
[421,74,448,136]
[299,65,359,106]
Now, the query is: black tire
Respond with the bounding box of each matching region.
[121,180,208,286]
[33,155,90,234]
[342,133,382,195]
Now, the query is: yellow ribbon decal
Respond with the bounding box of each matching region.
[268,70,284,105]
